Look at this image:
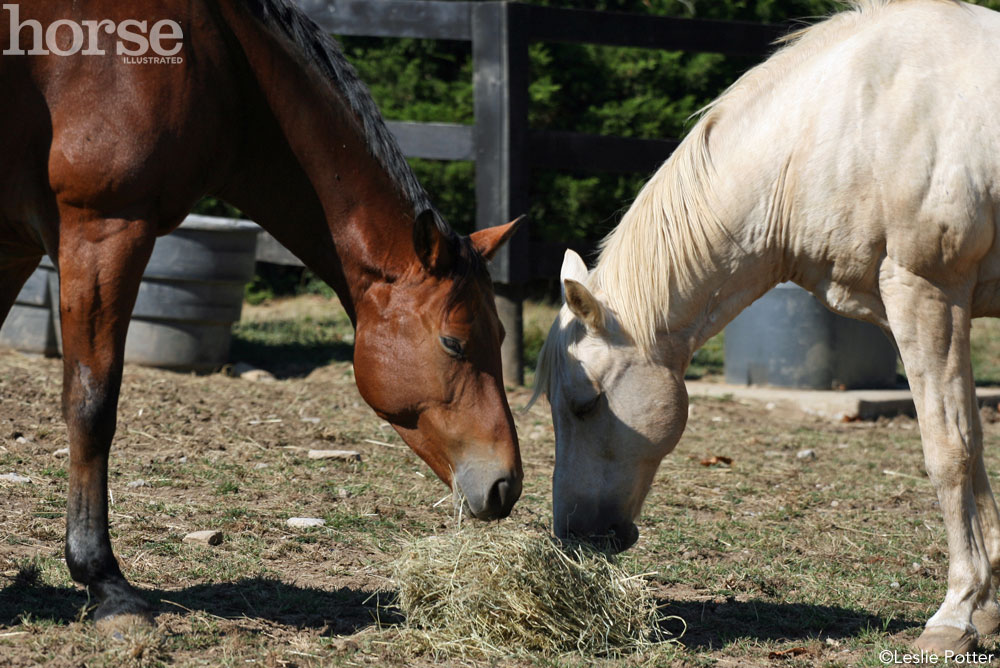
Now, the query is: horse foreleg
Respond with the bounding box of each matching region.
[57,211,156,624]
[882,262,990,654]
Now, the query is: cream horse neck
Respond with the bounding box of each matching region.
[593,0,1000,368]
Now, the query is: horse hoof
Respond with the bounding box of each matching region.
[914,625,978,654]
[92,584,154,627]
[95,612,154,638]
[973,604,1000,636]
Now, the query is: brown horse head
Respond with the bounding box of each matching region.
[353,213,523,519]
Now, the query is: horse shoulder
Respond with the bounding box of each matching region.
[40,3,241,225]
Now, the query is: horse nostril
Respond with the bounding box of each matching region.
[610,522,639,552]
[485,473,522,519]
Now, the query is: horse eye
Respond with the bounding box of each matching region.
[572,394,601,418]
[439,336,465,358]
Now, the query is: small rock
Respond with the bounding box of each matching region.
[254,462,269,470]
[126,480,150,489]
[337,488,350,499]
[307,449,361,462]
[183,530,223,546]
[763,450,784,458]
[178,456,187,464]
[796,449,816,461]
[890,581,900,589]
[825,638,841,647]
[0,472,31,484]
[15,436,29,444]
[231,362,275,383]
[53,448,69,457]
[765,402,776,411]
[287,517,325,528]
[830,500,839,508]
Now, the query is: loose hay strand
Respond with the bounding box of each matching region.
[390,526,679,659]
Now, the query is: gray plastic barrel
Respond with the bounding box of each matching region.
[45,214,259,370]
[0,255,59,356]
[724,282,898,390]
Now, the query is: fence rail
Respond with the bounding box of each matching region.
[258,0,788,382]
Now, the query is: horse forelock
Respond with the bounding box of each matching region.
[241,0,442,226]
[528,318,563,407]
[442,234,491,311]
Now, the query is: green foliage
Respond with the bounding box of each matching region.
[192,197,242,219]
[688,332,725,379]
[243,265,336,305]
[337,0,1000,243]
[335,0,845,241]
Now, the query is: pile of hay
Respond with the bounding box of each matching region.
[390,526,677,658]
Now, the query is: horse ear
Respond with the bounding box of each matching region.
[560,249,588,286]
[469,216,525,261]
[413,209,452,273]
[563,278,605,332]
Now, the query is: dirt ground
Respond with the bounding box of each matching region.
[2,299,1000,666]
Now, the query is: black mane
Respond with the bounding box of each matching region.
[244,0,443,229]
[242,0,491,292]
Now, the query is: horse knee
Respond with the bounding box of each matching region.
[62,362,118,448]
[923,440,976,487]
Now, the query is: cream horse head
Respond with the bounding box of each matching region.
[535,250,688,550]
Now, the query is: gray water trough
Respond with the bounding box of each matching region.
[1,215,258,370]
[0,255,59,356]
[724,282,898,390]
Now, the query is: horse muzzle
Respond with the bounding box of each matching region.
[554,515,640,553]
[455,463,522,520]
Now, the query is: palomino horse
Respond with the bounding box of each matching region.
[535,0,1000,654]
[0,0,523,622]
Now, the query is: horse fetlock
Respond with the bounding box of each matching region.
[972,601,1000,636]
[65,529,120,586]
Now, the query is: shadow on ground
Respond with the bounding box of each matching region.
[229,336,354,378]
[0,570,399,635]
[2,564,915,645]
[160,578,401,634]
[659,596,920,649]
[0,565,88,625]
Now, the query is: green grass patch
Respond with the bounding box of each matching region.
[230,312,354,372]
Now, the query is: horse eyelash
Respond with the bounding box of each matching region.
[440,336,465,358]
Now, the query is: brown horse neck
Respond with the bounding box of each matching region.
[215,0,426,323]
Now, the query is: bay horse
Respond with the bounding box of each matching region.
[0,0,523,623]
[534,0,1000,654]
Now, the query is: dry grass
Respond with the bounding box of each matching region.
[391,527,677,659]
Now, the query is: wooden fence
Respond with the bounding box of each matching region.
[259,0,788,383]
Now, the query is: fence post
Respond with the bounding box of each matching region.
[472,1,530,386]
